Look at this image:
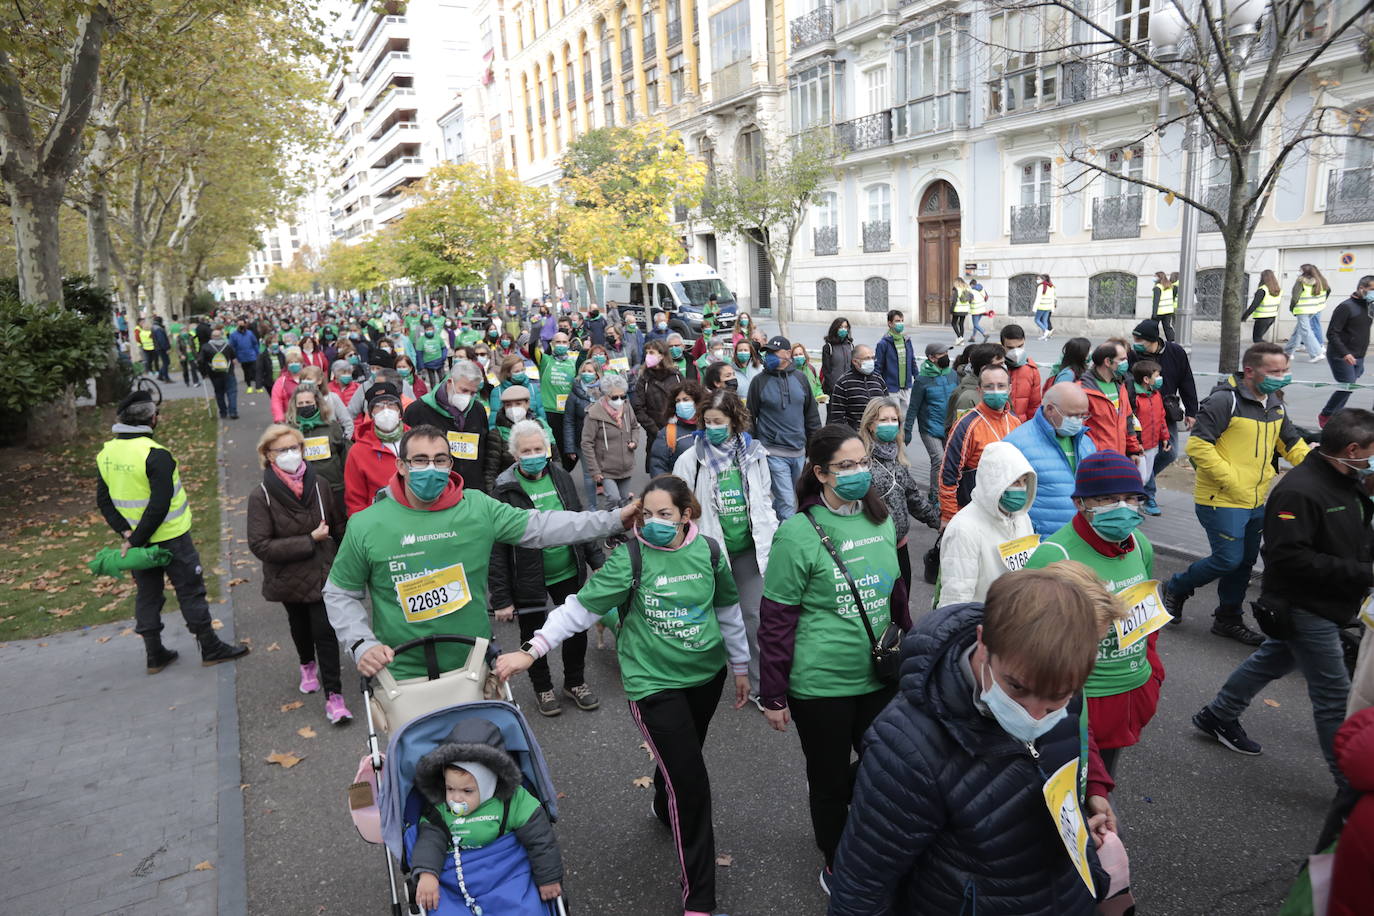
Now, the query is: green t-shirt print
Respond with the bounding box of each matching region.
[433,786,540,849]
[763,506,900,700]
[716,465,752,554]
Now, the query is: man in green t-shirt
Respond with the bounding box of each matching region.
[323,425,639,679]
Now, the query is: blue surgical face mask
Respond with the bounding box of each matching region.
[1364,290,1374,304]
[1336,455,1374,479]
[980,660,1067,744]
[675,401,696,421]
[407,467,448,502]
[832,469,872,501]
[640,517,680,547]
[763,352,781,371]
[1055,414,1085,438]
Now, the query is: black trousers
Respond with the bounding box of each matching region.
[789,685,897,868]
[283,600,342,695]
[131,532,214,641]
[1253,317,1276,343]
[180,352,200,386]
[628,666,727,913]
[156,349,172,380]
[241,359,257,389]
[896,540,913,598]
[1157,314,1176,341]
[546,411,577,471]
[951,313,966,337]
[517,576,586,692]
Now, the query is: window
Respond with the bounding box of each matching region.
[669,53,686,102]
[737,127,764,179]
[622,77,636,119]
[710,1,751,97]
[480,17,494,54]
[789,61,840,132]
[1007,274,1036,316]
[813,191,839,228]
[619,5,633,69]
[1020,159,1051,207]
[642,0,657,57]
[816,278,837,311]
[583,49,593,94]
[864,67,888,115]
[1102,145,1144,198]
[866,184,891,223]
[646,65,661,112]
[987,8,1064,115]
[1087,272,1138,319]
[1345,137,1374,170]
[864,276,889,313]
[1114,0,1150,67]
[892,20,969,135]
[600,20,613,77]
[667,0,682,44]
[604,89,616,126]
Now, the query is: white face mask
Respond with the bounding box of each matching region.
[452,391,473,412]
[608,397,625,408]
[373,407,401,432]
[506,405,527,422]
[858,359,875,375]
[274,448,303,473]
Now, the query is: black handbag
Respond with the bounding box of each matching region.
[1251,594,1293,641]
[923,533,942,585]
[805,511,902,684]
[1163,393,1185,425]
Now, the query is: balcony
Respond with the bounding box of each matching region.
[892,91,969,138]
[1200,181,1256,233]
[1326,167,1372,225]
[369,119,419,161]
[790,6,833,53]
[370,155,425,195]
[1010,203,1051,244]
[987,56,1153,120]
[1091,194,1143,240]
[862,220,890,252]
[361,86,417,137]
[710,60,752,100]
[814,225,838,256]
[837,110,892,153]
[373,192,408,222]
[358,51,413,107]
[357,15,406,60]
[834,0,892,31]
[643,33,656,58]
[666,18,682,46]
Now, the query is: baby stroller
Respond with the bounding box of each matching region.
[347,635,568,915]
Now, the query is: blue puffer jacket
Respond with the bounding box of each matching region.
[905,366,959,440]
[829,603,1106,916]
[1003,409,1097,539]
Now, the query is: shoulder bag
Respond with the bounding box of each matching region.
[804,509,902,685]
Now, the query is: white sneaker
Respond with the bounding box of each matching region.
[1309,352,1325,362]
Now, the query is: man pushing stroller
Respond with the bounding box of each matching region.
[411,718,563,914]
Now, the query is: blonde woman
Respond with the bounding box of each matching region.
[246,424,351,724]
[270,346,306,422]
[858,397,938,594]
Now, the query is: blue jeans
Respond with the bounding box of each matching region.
[766,454,805,521]
[1209,607,1351,786]
[209,371,238,416]
[1142,420,1179,502]
[1320,355,1364,419]
[1168,504,1264,616]
[1034,310,1053,332]
[1285,314,1324,356]
[1308,313,1326,348]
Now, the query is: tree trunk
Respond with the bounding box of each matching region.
[770,263,790,339]
[25,385,78,447]
[1219,227,1250,374]
[8,182,64,304]
[581,263,596,308]
[86,192,114,292]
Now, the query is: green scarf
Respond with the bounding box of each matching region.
[296,412,326,432]
[376,422,403,444]
[919,359,946,379]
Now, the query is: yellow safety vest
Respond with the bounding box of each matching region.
[138,328,155,351]
[1035,288,1057,312]
[1293,281,1328,316]
[952,290,973,314]
[1252,290,1281,319]
[96,436,193,543]
[1154,284,1177,316]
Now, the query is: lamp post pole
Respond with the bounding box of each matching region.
[1176,116,1200,349]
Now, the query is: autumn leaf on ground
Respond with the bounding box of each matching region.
[265,642,281,652]
[265,751,304,769]
[193,861,214,871]
[120,627,135,637]
[297,726,317,739]
[280,700,304,712]
[638,741,655,761]
[1263,698,1281,708]
[715,854,734,867]
[227,578,249,587]
[210,619,224,630]
[96,636,111,644]
[632,776,653,789]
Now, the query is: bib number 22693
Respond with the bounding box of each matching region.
[395,563,472,623]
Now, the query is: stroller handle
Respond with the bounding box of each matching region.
[360,634,484,692]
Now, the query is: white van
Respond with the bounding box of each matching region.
[601,263,738,338]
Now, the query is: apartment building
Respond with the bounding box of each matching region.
[211,188,333,302]
[502,0,791,309]
[783,0,1374,340]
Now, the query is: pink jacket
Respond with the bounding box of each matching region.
[270,373,300,422]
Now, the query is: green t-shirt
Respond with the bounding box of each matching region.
[1025,527,1154,698]
[763,506,900,699]
[541,355,577,415]
[457,329,481,348]
[1057,433,1079,470]
[518,472,577,585]
[419,334,445,363]
[576,534,738,700]
[431,786,540,849]
[716,465,752,555]
[327,491,530,679]
[1095,377,1119,406]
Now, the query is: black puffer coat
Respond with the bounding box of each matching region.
[829,603,1107,916]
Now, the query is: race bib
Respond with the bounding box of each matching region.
[1114,580,1172,649]
[609,357,630,373]
[998,535,1041,572]
[303,436,331,461]
[1043,759,1095,895]
[486,371,499,387]
[447,431,480,460]
[211,352,229,371]
[524,365,540,382]
[395,563,472,623]
[555,393,569,412]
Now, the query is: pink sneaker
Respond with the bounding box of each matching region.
[325,692,353,725]
[298,661,320,694]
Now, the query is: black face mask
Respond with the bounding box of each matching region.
[297,404,319,419]
[937,357,951,369]
[725,379,739,392]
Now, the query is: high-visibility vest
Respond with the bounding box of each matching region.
[1154,284,1177,316]
[952,290,973,314]
[96,436,193,543]
[1035,288,1057,312]
[1293,281,1328,315]
[1252,290,1281,319]
[138,328,155,351]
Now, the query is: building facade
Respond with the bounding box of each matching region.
[210,189,331,302]
[784,0,1374,339]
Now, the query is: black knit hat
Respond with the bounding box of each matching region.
[365,381,401,410]
[117,390,154,414]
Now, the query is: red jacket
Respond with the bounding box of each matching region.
[1130,387,1170,451]
[330,380,359,405]
[1079,375,1142,456]
[1008,360,1043,423]
[343,417,407,516]
[301,348,329,371]
[1331,707,1374,915]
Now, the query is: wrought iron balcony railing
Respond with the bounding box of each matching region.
[1091,194,1143,240]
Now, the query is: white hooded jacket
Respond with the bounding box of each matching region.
[937,441,1038,607]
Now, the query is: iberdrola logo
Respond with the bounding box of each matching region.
[655,575,668,587]
[401,533,416,546]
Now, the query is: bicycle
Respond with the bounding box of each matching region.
[133,375,163,406]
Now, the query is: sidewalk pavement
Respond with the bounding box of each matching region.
[0,426,247,916]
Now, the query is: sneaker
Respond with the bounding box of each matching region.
[535,689,562,717]
[650,794,669,827]
[1142,498,1162,516]
[1211,618,1266,646]
[325,692,353,725]
[1309,352,1325,363]
[198,634,250,666]
[1192,705,1262,755]
[298,661,320,694]
[146,646,179,675]
[1163,583,1187,626]
[819,866,834,896]
[564,683,601,711]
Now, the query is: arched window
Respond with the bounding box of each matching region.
[1007,273,1037,316]
[816,278,837,311]
[864,276,889,313]
[1195,268,1247,321]
[1087,271,1137,319]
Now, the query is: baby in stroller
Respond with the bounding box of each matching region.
[411,718,564,914]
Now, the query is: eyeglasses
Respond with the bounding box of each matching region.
[405,456,454,471]
[827,458,871,473]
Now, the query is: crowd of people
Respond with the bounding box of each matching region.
[98,281,1374,915]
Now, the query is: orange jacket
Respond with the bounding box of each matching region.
[1080,375,1142,456]
[939,401,1022,523]
[1008,360,1043,423]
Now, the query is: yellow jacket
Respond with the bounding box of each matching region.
[1187,374,1311,509]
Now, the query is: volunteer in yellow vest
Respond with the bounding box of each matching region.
[1163,342,1312,646]
[1150,271,1178,343]
[1033,274,1057,340]
[1285,262,1331,362]
[1241,269,1283,343]
[136,317,157,374]
[402,360,500,495]
[323,424,642,680]
[95,390,250,674]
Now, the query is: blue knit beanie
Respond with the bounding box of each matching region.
[1072,450,1145,499]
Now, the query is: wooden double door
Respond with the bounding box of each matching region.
[918,181,961,326]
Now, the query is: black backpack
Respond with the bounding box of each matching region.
[618,534,722,625]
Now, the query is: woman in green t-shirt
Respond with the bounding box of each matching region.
[496,476,750,916]
[757,424,906,892]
